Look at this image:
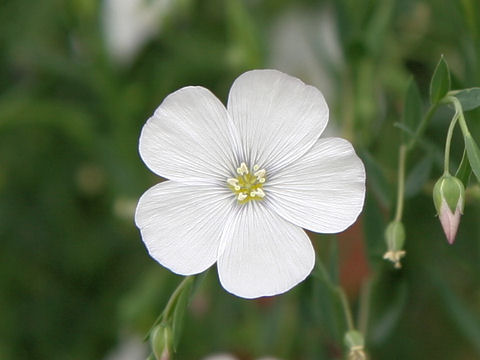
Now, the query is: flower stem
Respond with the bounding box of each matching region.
[145,276,195,340]
[392,101,439,222]
[337,287,355,331]
[443,110,460,175]
[394,144,407,222]
[163,276,194,320]
[407,104,438,150]
[445,96,470,137]
[358,279,373,335]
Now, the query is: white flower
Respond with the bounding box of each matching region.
[135,70,366,299]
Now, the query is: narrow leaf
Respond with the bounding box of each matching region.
[171,278,194,350]
[455,149,472,187]
[363,192,386,268]
[311,261,348,344]
[402,78,422,144]
[465,134,480,182]
[359,149,391,209]
[432,270,480,356]
[453,88,480,111]
[368,271,408,346]
[405,155,433,198]
[430,55,451,105]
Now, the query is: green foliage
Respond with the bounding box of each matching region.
[405,155,433,198]
[402,79,423,144]
[453,88,480,111]
[430,56,451,105]
[464,134,480,183]
[1,0,480,359]
[455,150,472,187]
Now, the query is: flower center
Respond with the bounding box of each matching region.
[227,162,266,203]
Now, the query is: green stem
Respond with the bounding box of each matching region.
[314,261,356,332]
[443,110,460,174]
[146,276,194,339]
[394,145,407,222]
[358,279,373,335]
[163,276,194,320]
[407,104,438,150]
[337,287,355,331]
[393,102,438,222]
[445,96,470,136]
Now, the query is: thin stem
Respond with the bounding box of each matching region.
[337,287,355,331]
[443,111,460,174]
[394,144,407,222]
[446,96,470,136]
[314,261,356,332]
[407,104,438,150]
[145,276,194,340]
[163,276,194,320]
[358,279,373,335]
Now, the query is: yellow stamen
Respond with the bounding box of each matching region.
[227,163,267,204]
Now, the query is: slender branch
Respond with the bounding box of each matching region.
[445,96,470,136]
[443,110,460,174]
[407,104,438,150]
[337,287,355,331]
[163,276,194,320]
[358,279,373,335]
[394,144,407,222]
[145,276,194,340]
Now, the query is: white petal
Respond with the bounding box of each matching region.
[135,181,234,275]
[438,200,461,244]
[227,69,328,173]
[139,86,241,184]
[265,138,365,233]
[217,202,315,299]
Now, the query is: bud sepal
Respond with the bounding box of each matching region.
[433,174,465,244]
[383,221,406,269]
[151,324,173,360]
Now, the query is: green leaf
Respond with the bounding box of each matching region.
[402,78,423,144]
[363,192,386,268]
[465,134,480,183]
[455,149,472,187]
[311,261,348,344]
[171,277,194,351]
[453,88,480,111]
[368,271,408,346]
[405,155,433,198]
[359,149,391,209]
[432,270,480,356]
[430,55,451,105]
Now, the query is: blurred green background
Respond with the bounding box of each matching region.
[1,0,480,359]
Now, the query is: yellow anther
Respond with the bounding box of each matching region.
[227,178,239,186]
[227,163,267,204]
[237,193,248,201]
[254,169,266,180]
[255,188,265,198]
[237,162,249,175]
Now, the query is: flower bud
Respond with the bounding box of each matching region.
[151,325,172,360]
[433,175,465,244]
[383,221,406,269]
[344,330,367,360]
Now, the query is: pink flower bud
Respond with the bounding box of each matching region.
[433,175,465,244]
[438,199,462,244]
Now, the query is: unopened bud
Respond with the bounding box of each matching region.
[433,175,464,244]
[383,221,406,269]
[151,325,172,360]
[344,330,367,360]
